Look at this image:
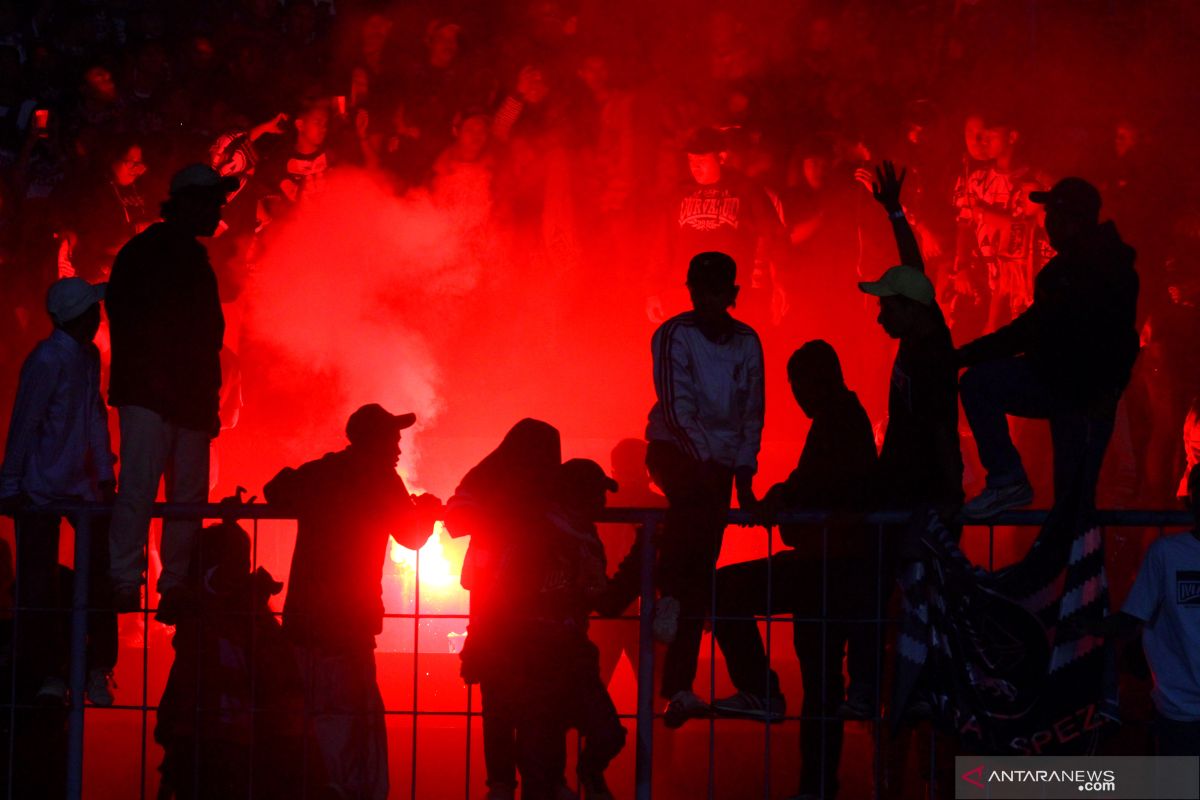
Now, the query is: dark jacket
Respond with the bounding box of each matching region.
[959,221,1139,406]
[760,388,879,556]
[263,447,435,651]
[106,221,225,433]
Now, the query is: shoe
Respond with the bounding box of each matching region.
[578,770,614,800]
[113,585,142,613]
[35,677,68,706]
[964,481,1033,518]
[653,596,680,644]
[86,668,115,707]
[837,686,874,720]
[662,690,711,729]
[712,690,786,722]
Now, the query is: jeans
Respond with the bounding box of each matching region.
[13,509,117,692]
[645,440,733,699]
[109,405,210,594]
[961,357,1117,509]
[714,551,883,798]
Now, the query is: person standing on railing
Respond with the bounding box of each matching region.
[263,403,442,800]
[644,250,765,728]
[956,177,1139,518]
[105,164,236,621]
[708,339,878,800]
[0,278,118,708]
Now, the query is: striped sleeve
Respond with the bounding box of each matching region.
[651,321,710,462]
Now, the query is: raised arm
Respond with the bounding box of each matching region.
[870,161,925,273]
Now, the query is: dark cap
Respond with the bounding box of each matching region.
[169,163,240,196]
[684,126,726,155]
[558,458,619,495]
[686,251,736,289]
[345,403,416,444]
[1028,177,1101,219]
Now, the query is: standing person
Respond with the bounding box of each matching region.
[707,340,878,800]
[859,161,964,800]
[499,458,627,800]
[263,404,441,800]
[858,162,964,519]
[645,250,764,728]
[956,178,1139,517]
[0,278,118,706]
[445,419,563,800]
[105,164,235,617]
[1083,464,1200,756]
[647,128,785,325]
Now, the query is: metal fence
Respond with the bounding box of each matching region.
[1,503,1191,800]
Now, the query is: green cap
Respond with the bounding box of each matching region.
[858,265,935,306]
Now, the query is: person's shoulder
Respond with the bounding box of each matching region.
[656,311,698,334]
[1149,530,1200,561]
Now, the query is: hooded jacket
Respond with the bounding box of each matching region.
[959,221,1139,407]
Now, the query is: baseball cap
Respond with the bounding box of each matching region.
[686,251,737,289]
[685,126,726,155]
[558,458,619,495]
[46,278,105,324]
[169,163,240,196]
[345,404,416,445]
[1028,177,1101,219]
[858,265,935,306]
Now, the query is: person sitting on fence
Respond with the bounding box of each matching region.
[500,458,627,800]
[644,250,765,729]
[0,277,118,708]
[263,404,442,800]
[705,340,878,800]
[445,418,563,800]
[154,494,305,800]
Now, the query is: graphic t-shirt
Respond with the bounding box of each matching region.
[1122,531,1200,721]
[264,147,331,204]
[670,171,782,291]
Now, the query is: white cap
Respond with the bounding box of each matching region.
[46,278,105,324]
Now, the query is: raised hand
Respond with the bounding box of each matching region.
[871,160,907,212]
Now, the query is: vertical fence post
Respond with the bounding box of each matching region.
[65,510,92,800]
[634,513,657,800]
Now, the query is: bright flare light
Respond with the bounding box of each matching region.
[390,521,457,588]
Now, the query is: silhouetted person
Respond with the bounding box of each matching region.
[859,162,964,519]
[707,340,878,800]
[445,419,562,800]
[106,164,236,618]
[498,459,627,800]
[593,439,665,688]
[1082,464,1200,756]
[645,250,764,728]
[263,404,441,800]
[957,178,1138,517]
[0,278,117,707]
[155,506,303,800]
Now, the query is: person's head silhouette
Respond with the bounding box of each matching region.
[858,265,937,341]
[787,340,846,419]
[686,251,739,320]
[1028,178,1102,253]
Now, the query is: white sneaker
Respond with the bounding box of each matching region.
[964,481,1033,519]
[653,596,680,644]
[86,668,115,707]
[36,677,68,705]
[663,690,711,729]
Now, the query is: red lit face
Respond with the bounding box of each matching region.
[428,26,459,69]
[456,116,489,161]
[111,145,146,187]
[688,153,722,185]
[296,108,330,150]
[983,127,1015,161]
[1115,124,1138,157]
[85,66,117,101]
[964,115,987,161]
[577,56,608,95]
